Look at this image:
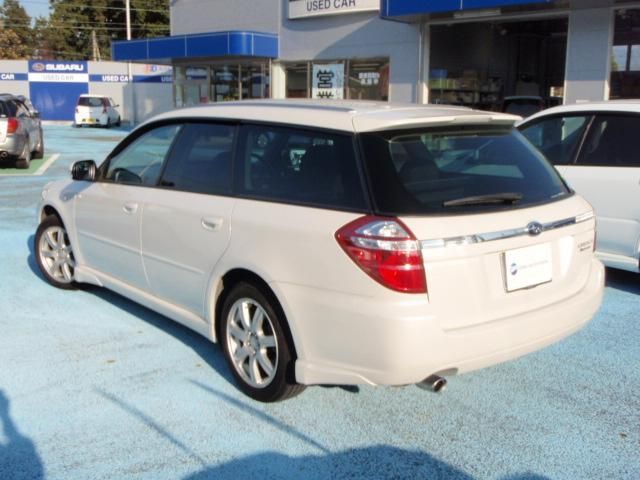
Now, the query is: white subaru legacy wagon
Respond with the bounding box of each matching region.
[35,100,604,402]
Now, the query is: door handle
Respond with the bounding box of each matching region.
[122,202,139,214]
[201,217,223,231]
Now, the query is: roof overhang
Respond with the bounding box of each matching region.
[380,0,553,23]
[112,31,279,64]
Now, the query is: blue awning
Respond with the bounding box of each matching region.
[381,0,553,21]
[112,31,279,64]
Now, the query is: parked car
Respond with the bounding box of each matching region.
[0,93,44,169]
[502,96,546,118]
[35,100,604,402]
[74,94,121,128]
[518,100,640,273]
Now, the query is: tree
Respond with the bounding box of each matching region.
[0,27,30,58]
[37,0,169,60]
[0,0,34,58]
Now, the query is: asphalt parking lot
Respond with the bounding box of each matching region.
[0,124,639,480]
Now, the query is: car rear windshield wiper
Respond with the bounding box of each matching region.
[443,192,523,207]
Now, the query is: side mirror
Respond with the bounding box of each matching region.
[32,111,41,119]
[71,160,97,181]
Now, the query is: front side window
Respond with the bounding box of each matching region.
[159,123,235,195]
[104,124,182,186]
[361,126,570,215]
[576,114,640,166]
[519,115,591,165]
[237,124,367,210]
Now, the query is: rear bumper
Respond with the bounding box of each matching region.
[0,136,25,158]
[74,113,108,126]
[288,258,604,386]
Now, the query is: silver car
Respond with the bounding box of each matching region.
[0,94,45,169]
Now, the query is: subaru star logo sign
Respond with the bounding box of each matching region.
[32,62,45,72]
[527,221,544,236]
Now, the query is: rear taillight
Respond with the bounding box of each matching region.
[335,215,427,294]
[7,117,19,134]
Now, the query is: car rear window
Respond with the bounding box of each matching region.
[0,100,17,117]
[78,97,105,107]
[360,126,570,215]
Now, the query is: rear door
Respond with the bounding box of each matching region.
[140,122,236,318]
[567,114,640,262]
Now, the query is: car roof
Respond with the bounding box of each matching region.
[521,99,640,124]
[146,99,519,133]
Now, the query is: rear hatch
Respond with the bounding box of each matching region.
[360,123,596,330]
[76,97,105,122]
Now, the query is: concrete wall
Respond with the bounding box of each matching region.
[170,0,281,35]
[279,4,420,102]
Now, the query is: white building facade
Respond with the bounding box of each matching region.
[111,0,640,110]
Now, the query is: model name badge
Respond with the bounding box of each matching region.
[578,240,593,252]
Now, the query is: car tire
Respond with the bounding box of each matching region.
[115,116,121,127]
[15,138,31,169]
[72,123,80,128]
[32,129,44,159]
[220,282,305,402]
[106,117,112,129]
[34,215,78,290]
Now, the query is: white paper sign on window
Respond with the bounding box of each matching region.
[312,63,344,100]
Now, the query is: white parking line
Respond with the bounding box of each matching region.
[34,153,60,175]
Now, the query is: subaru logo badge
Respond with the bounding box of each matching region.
[527,221,543,236]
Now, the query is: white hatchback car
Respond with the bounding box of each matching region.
[518,101,640,273]
[36,100,604,402]
[74,94,121,128]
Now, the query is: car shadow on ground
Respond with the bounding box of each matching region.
[26,234,361,396]
[25,234,235,388]
[605,267,640,295]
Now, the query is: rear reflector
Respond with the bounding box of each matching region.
[335,215,427,294]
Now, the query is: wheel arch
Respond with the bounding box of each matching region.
[212,268,301,364]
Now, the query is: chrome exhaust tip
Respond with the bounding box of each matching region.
[417,375,447,393]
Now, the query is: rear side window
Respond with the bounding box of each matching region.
[159,123,234,195]
[236,124,367,210]
[78,97,105,107]
[519,115,590,165]
[576,114,640,167]
[361,127,570,215]
[0,100,18,117]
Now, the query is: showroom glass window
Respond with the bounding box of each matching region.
[610,9,640,98]
[285,58,389,101]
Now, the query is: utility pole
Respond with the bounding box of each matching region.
[126,0,136,124]
[91,30,101,62]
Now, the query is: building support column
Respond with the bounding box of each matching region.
[564,5,614,104]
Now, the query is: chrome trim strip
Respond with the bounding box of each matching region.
[420,212,594,249]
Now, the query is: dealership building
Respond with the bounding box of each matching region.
[112,0,640,111]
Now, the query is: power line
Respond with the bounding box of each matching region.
[17,0,169,14]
